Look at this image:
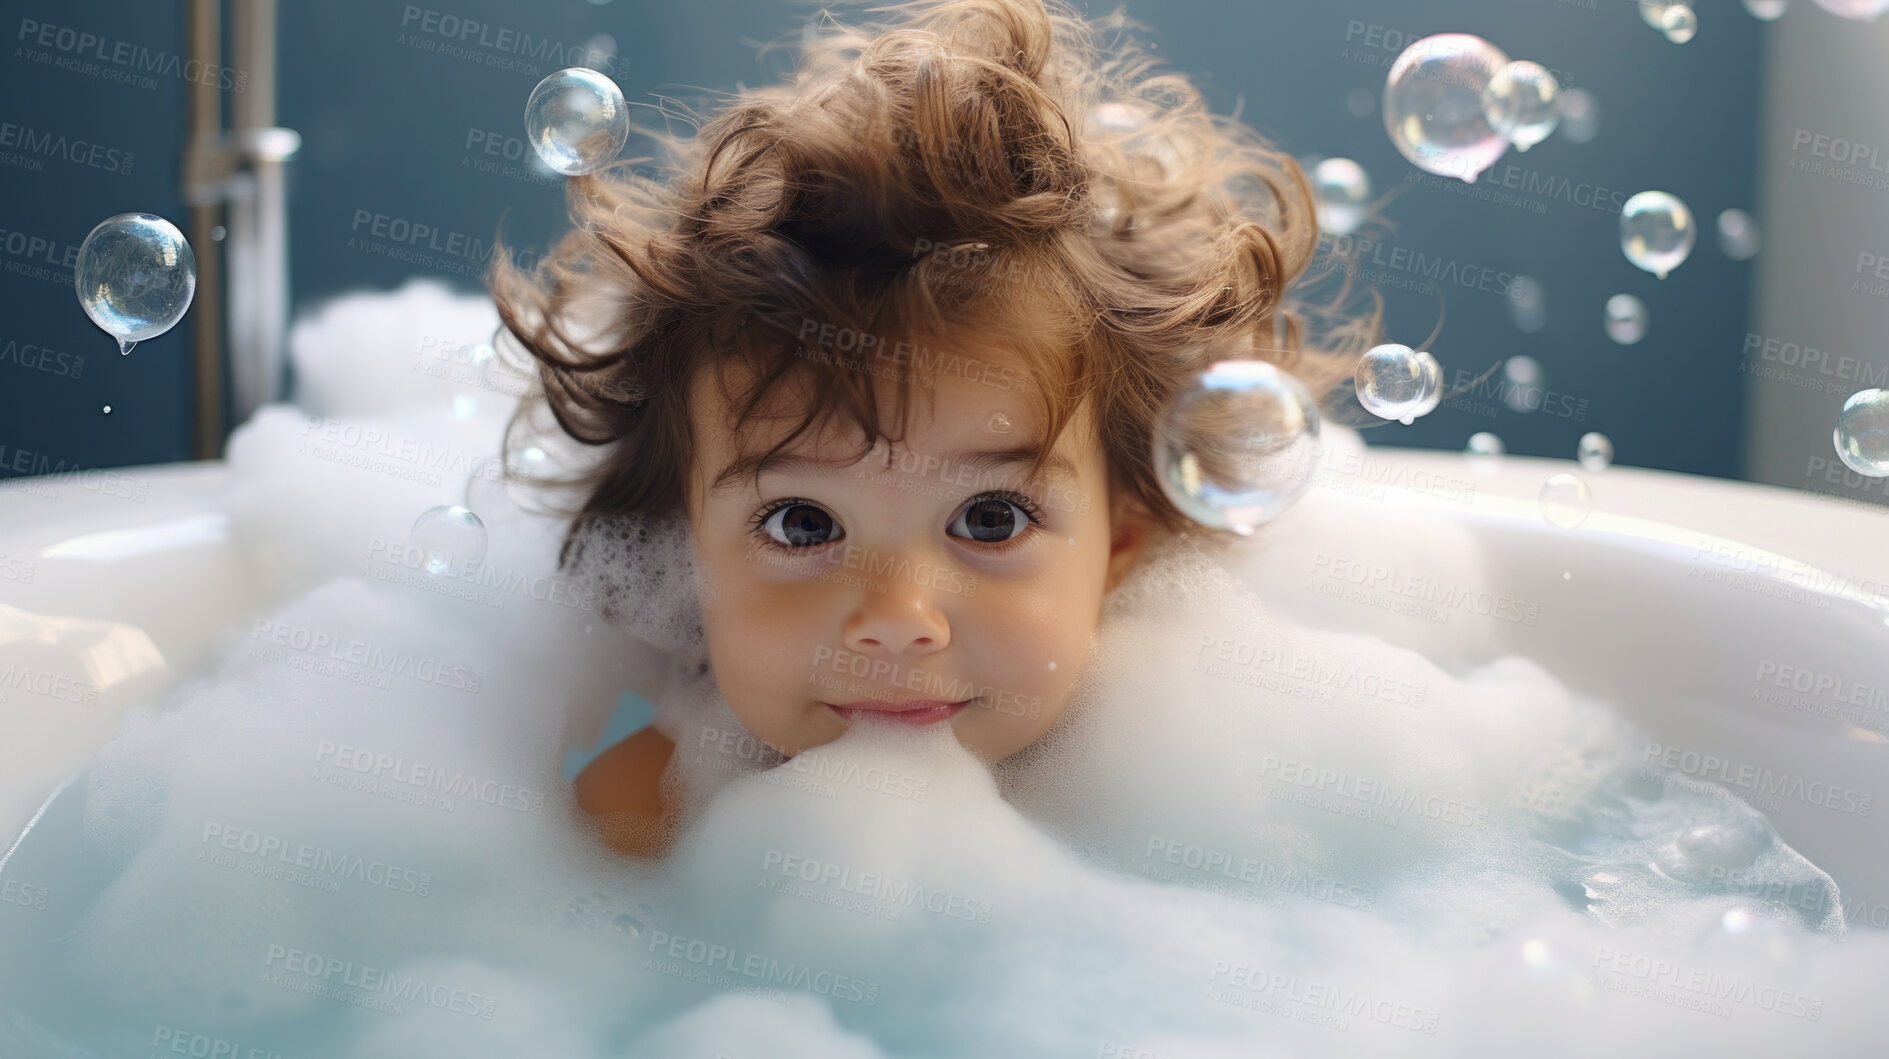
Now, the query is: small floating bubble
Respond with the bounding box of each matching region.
[986,411,1012,434]
[1507,276,1547,333]
[1467,432,1506,457]
[1621,192,1696,279]
[1577,432,1614,471]
[1503,356,1545,413]
[410,505,488,576]
[1718,209,1761,260]
[1833,388,1889,476]
[1312,158,1371,235]
[524,68,630,176]
[1744,0,1788,17]
[102,405,112,415]
[1538,472,1592,528]
[1605,294,1648,344]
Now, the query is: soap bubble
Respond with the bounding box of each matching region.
[1664,4,1700,42]
[1556,88,1599,144]
[1503,356,1544,414]
[1312,157,1372,235]
[1355,343,1439,422]
[75,212,197,355]
[1810,0,1889,19]
[1383,34,1512,184]
[1833,388,1889,476]
[1641,0,1699,40]
[1482,61,1560,152]
[1467,432,1506,456]
[1508,275,1547,333]
[410,505,489,576]
[1605,295,1648,344]
[1718,209,1761,260]
[1539,473,1592,528]
[1578,432,1614,471]
[1621,191,1696,279]
[1345,87,1375,118]
[1152,359,1321,535]
[1744,0,1789,18]
[524,67,630,176]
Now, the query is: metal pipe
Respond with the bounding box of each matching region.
[181,0,298,456]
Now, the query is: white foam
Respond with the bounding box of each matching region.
[3,280,1884,1056]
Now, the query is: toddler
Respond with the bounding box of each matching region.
[484,0,1377,857]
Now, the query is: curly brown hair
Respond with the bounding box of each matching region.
[485,0,1381,569]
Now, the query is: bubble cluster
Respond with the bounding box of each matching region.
[1832,388,1889,476]
[1621,191,1696,279]
[75,213,197,356]
[524,67,630,176]
[1152,359,1321,535]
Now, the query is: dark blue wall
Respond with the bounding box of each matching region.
[0,0,1761,481]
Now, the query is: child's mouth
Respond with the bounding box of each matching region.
[823,699,971,726]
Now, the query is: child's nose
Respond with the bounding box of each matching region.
[842,580,951,657]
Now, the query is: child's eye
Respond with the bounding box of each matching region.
[948,491,1045,546]
[747,491,1046,553]
[752,500,844,550]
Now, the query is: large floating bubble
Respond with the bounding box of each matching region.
[1605,294,1648,345]
[410,505,489,576]
[1355,343,1441,423]
[75,213,197,356]
[1718,208,1761,260]
[1556,87,1599,145]
[1810,0,1889,19]
[1383,34,1512,184]
[1482,61,1560,152]
[524,67,630,176]
[1152,359,1321,535]
[1833,388,1889,476]
[1312,157,1372,235]
[1744,0,1789,18]
[1621,191,1696,279]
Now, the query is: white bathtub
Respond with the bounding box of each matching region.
[3,445,1887,923]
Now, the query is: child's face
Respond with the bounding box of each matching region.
[683,346,1151,763]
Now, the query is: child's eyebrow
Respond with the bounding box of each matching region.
[711,446,1079,496]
